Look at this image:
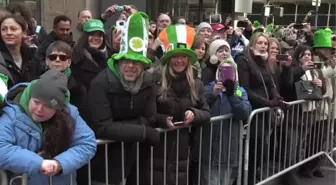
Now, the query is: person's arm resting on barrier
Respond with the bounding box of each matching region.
[0,118,43,175]
[186,80,211,126]
[53,105,96,175]
[88,77,158,144]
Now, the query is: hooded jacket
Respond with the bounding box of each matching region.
[201,60,251,167]
[0,83,96,185]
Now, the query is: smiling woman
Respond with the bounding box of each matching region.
[150,24,211,185]
[0,14,40,90]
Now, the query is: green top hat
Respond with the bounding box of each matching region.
[157,24,197,64]
[83,19,105,33]
[313,28,332,48]
[107,12,151,77]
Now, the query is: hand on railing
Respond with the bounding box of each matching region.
[40,160,61,176]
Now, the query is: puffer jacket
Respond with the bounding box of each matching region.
[0,83,96,185]
[202,82,251,167]
[150,72,211,185]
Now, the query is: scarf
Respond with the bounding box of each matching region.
[120,72,144,95]
[253,50,268,61]
[63,68,72,77]
[19,80,42,130]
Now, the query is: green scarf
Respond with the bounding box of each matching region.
[18,81,71,131]
[0,73,8,103]
[63,68,72,77]
[19,80,42,131]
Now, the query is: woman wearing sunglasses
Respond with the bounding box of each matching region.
[45,40,87,115]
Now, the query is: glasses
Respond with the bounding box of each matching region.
[47,54,70,61]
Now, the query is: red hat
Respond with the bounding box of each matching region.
[211,24,225,31]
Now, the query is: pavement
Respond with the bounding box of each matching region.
[263,159,336,185]
[296,167,336,185]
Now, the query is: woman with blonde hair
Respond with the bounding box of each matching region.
[150,24,211,185]
[235,32,285,185]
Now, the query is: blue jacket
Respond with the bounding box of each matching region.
[201,81,251,166]
[0,83,97,185]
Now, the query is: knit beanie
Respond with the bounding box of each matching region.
[31,69,69,110]
[208,39,231,64]
[196,22,212,34]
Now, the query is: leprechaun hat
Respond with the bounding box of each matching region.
[111,11,151,65]
[157,24,197,64]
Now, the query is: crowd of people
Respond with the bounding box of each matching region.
[0,2,335,185]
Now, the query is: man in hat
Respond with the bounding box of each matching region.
[87,12,160,185]
[313,28,333,62]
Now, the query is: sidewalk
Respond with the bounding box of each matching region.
[297,167,336,185]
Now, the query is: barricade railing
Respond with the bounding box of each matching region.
[243,97,336,185]
[1,98,336,185]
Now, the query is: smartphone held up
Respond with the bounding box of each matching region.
[219,65,235,82]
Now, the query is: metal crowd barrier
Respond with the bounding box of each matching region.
[243,97,336,185]
[1,99,336,185]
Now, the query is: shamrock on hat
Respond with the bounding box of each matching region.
[157,24,197,64]
[107,12,151,77]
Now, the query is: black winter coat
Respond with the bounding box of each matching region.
[235,54,279,109]
[0,43,40,88]
[201,61,218,85]
[87,68,157,184]
[150,72,211,185]
[71,45,110,91]
[67,74,87,115]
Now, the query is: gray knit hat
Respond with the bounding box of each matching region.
[31,69,69,110]
[196,22,212,34]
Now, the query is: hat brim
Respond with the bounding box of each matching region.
[85,28,106,34]
[113,53,152,66]
[160,49,197,65]
[313,45,333,48]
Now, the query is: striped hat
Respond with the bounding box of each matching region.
[157,24,197,64]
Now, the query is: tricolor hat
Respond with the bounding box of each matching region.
[157,24,197,64]
[107,12,151,76]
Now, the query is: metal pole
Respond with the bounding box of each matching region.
[294,4,298,22]
[215,0,218,14]
[314,0,319,27]
[327,3,331,27]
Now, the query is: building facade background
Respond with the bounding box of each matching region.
[0,0,334,31]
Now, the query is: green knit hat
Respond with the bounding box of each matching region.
[313,28,332,48]
[111,12,151,65]
[157,24,197,64]
[83,19,105,33]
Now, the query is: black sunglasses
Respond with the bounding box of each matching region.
[47,54,70,61]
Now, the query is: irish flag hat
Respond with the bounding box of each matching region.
[157,24,197,64]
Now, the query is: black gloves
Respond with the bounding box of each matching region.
[223,80,235,97]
